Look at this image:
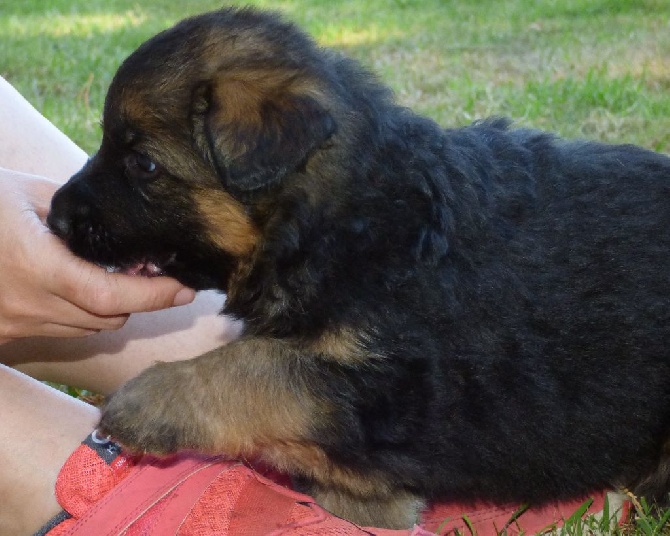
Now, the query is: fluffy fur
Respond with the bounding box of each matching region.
[47,7,670,528]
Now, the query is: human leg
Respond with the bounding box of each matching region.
[0,77,87,181]
[0,365,98,535]
[0,290,242,394]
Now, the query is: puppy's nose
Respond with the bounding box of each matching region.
[47,187,92,239]
[46,209,72,239]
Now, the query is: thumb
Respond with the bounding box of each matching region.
[44,233,197,316]
[62,262,196,316]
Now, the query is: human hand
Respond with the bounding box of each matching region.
[0,170,195,342]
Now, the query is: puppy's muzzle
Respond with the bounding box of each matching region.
[47,181,93,241]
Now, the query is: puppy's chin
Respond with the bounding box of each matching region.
[55,225,233,290]
[108,261,223,290]
[147,255,237,292]
[162,268,230,292]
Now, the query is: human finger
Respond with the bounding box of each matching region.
[0,321,100,344]
[51,256,196,317]
[0,284,131,336]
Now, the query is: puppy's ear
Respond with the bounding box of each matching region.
[192,76,335,198]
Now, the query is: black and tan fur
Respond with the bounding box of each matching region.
[47,7,670,529]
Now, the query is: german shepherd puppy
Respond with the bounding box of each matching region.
[47,7,670,529]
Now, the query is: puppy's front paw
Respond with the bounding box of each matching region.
[99,361,209,454]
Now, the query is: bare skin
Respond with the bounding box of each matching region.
[0,77,241,533]
[0,365,99,535]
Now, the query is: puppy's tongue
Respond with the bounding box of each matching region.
[121,262,163,277]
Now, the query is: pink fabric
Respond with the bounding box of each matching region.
[48,442,628,535]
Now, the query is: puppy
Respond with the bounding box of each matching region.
[47,7,670,529]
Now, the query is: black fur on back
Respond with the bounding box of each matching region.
[220,36,670,502]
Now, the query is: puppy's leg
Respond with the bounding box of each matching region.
[99,337,323,457]
[301,480,424,529]
[630,437,670,507]
[99,336,420,528]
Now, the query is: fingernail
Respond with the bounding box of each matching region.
[173,288,196,307]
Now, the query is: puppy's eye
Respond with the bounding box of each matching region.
[125,152,159,180]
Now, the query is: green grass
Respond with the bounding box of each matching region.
[1,0,669,154]
[2,1,670,534]
[439,495,670,535]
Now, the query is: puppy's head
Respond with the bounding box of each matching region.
[47,8,336,290]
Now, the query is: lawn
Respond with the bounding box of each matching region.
[1,0,669,155]
[2,0,670,534]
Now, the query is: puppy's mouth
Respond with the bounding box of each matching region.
[104,254,177,278]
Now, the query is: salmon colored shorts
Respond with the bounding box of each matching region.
[37,432,629,536]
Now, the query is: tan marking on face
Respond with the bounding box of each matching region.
[118,89,165,133]
[208,67,329,157]
[193,188,260,257]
